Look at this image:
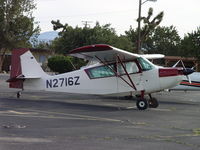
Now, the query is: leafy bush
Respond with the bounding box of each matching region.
[48,55,73,73]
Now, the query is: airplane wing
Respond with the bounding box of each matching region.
[141,54,165,59]
[68,44,140,62]
[69,44,164,62]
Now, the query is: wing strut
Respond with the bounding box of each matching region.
[95,55,137,91]
[117,55,137,91]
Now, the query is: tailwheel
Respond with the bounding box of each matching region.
[136,98,148,110]
[148,98,159,108]
[17,91,21,98]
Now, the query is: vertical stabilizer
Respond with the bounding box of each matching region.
[7,49,47,89]
[20,51,46,78]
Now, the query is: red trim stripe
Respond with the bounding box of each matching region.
[69,44,113,54]
[159,68,180,77]
[180,81,200,87]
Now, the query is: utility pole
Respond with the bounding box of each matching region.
[137,0,142,54]
[137,0,157,54]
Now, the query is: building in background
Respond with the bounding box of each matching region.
[2,48,53,73]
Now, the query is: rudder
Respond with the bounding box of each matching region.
[7,48,29,89]
[7,48,47,89]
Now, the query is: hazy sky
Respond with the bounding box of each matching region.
[34,0,200,37]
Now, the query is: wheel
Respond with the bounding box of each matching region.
[136,98,148,110]
[149,98,159,108]
[17,91,21,98]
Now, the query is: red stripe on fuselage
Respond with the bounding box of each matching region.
[180,81,200,87]
[159,68,182,77]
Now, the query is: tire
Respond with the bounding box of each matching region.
[149,98,159,108]
[17,91,21,98]
[136,98,148,110]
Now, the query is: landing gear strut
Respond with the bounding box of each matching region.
[148,94,159,108]
[136,91,148,110]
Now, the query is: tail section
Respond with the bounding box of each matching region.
[20,50,46,78]
[7,48,47,89]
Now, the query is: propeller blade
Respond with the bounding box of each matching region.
[180,60,186,69]
[172,60,180,68]
[186,75,192,84]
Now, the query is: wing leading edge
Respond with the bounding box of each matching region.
[68,44,165,62]
[68,44,140,62]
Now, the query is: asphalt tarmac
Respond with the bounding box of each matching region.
[0,74,200,150]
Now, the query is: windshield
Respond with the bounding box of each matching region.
[137,57,155,71]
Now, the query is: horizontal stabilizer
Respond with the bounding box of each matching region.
[7,74,41,82]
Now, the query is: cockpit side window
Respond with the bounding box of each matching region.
[86,64,115,79]
[86,60,141,79]
[117,61,139,75]
[137,57,154,71]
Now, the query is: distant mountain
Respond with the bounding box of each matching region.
[38,31,59,42]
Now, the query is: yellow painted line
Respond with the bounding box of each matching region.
[0,137,51,143]
[0,108,123,123]
[0,113,121,122]
[0,110,38,115]
[151,108,171,112]
[19,108,124,123]
[126,106,136,109]
[8,110,38,115]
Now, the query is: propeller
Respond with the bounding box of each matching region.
[172,60,194,84]
[182,68,193,83]
[172,60,181,68]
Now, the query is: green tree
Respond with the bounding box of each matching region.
[125,26,138,52]
[50,21,133,69]
[135,7,164,53]
[180,27,200,58]
[145,26,181,55]
[0,0,40,72]
[139,7,164,43]
[48,55,74,73]
[32,40,52,50]
[126,8,164,53]
[51,20,133,54]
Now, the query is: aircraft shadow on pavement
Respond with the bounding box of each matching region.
[159,100,197,106]
[0,97,135,112]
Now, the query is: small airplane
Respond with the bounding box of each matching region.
[7,44,194,110]
[169,72,200,91]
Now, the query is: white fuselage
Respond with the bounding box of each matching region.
[23,61,183,95]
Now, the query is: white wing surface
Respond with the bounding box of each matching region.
[68,44,140,62]
[69,44,165,62]
[141,54,165,59]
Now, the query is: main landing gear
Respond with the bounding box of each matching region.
[136,92,159,110]
[136,98,148,110]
